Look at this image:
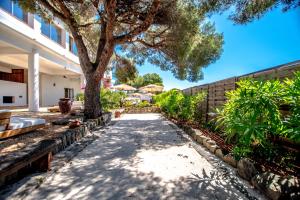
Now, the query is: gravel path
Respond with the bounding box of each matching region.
[22,113,261,200]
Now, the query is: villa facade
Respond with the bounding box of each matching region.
[0,0,112,111]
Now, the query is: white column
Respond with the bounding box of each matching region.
[28,49,40,112]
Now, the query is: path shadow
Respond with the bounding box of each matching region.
[8,114,248,200]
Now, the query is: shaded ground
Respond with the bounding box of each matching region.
[0,111,74,157]
[21,113,259,200]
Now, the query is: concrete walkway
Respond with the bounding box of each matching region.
[23,114,259,200]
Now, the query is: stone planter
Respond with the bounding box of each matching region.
[58,98,72,114]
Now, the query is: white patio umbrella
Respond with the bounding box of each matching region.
[139,84,164,93]
[112,84,137,91]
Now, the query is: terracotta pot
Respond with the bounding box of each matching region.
[69,120,81,129]
[58,98,72,114]
[115,111,121,118]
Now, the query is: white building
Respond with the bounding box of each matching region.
[0,0,111,111]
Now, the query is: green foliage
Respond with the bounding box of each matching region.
[100,89,126,111]
[217,79,285,158]
[200,0,299,24]
[130,73,163,88]
[113,58,138,84]
[122,1,223,82]
[137,101,151,108]
[123,101,133,108]
[142,73,163,86]
[217,74,300,159]
[283,72,300,142]
[17,0,224,118]
[76,93,84,101]
[154,89,206,122]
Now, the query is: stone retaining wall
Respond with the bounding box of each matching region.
[0,112,112,188]
[124,106,160,114]
[176,122,300,200]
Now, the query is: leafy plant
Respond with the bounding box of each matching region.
[154,89,206,122]
[124,101,133,108]
[76,93,84,101]
[100,89,126,111]
[283,72,300,142]
[217,78,285,159]
[137,101,151,108]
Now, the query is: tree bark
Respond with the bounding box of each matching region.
[84,74,102,119]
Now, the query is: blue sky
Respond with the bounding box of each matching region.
[136,7,300,90]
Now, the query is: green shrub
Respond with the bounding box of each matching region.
[154,89,206,122]
[100,89,126,111]
[137,101,151,108]
[124,101,133,107]
[76,93,84,101]
[283,72,300,142]
[217,78,285,159]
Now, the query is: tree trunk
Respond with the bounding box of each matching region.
[84,74,102,119]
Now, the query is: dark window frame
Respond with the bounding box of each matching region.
[64,88,74,100]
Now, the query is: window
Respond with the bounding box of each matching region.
[12,1,27,23]
[69,36,78,55]
[64,88,74,100]
[3,96,15,104]
[0,0,27,23]
[41,19,62,44]
[51,24,62,44]
[41,19,50,37]
[0,0,12,12]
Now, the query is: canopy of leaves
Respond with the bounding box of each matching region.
[123,1,223,81]
[130,73,163,88]
[142,73,163,86]
[18,0,223,82]
[113,58,138,84]
[199,0,300,24]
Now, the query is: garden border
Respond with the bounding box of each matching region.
[170,118,300,200]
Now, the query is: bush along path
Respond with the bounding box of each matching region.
[19,113,263,200]
[172,119,300,200]
[154,74,300,199]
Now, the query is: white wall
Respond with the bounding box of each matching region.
[41,74,81,106]
[0,80,27,106]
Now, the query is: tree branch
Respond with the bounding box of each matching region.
[94,0,117,81]
[36,0,67,21]
[48,0,94,74]
[114,0,160,44]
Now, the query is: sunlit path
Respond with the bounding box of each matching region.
[24,114,257,200]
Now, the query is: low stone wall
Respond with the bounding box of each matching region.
[175,122,300,200]
[124,106,160,114]
[0,112,112,188]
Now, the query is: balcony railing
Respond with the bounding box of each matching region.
[0,0,27,23]
[0,0,78,56]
